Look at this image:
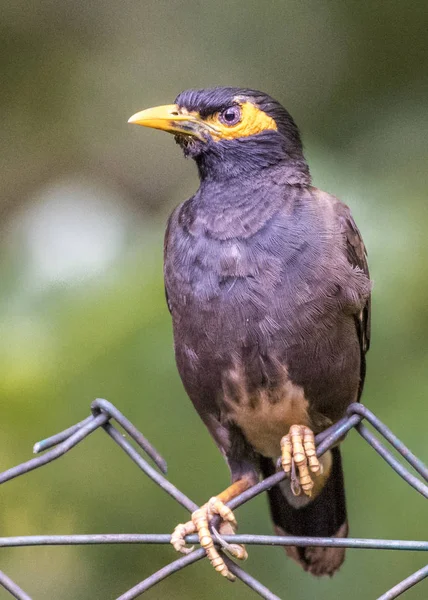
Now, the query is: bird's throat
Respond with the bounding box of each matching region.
[190,175,304,240]
[194,131,310,184]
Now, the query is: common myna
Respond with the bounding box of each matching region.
[129,87,371,580]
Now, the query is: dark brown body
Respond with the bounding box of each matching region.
[159,87,371,577]
[165,173,370,473]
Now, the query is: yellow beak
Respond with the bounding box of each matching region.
[128,104,213,140]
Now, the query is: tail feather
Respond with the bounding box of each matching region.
[260,446,348,577]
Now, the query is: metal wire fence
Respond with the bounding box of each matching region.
[0,398,427,600]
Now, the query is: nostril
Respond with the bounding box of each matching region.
[170,111,179,116]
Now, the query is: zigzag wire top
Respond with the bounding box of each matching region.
[0,399,427,600]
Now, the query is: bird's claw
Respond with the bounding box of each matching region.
[280,424,321,496]
[212,525,248,561]
[171,521,195,554]
[170,496,246,581]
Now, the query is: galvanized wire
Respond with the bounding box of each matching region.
[0,399,426,600]
[377,565,428,600]
[0,534,426,551]
[0,572,32,600]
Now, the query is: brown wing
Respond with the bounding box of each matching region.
[336,202,371,399]
[339,204,370,352]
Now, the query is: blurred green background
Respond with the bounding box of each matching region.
[1,1,427,599]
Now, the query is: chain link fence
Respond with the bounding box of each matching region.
[1,398,427,599]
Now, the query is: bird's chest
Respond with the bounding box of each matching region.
[166,222,322,344]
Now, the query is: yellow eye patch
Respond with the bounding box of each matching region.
[205,100,277,141]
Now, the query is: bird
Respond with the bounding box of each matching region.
[128,87,371,581]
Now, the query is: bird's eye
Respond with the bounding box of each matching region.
[219,105,241,126]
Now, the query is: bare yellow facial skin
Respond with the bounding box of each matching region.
[128,98,277,142]
[206,99,278,141]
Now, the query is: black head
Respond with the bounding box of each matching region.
[129,87,309,183]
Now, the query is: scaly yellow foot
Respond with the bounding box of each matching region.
[171,497,247,581]
[280,424,322,496]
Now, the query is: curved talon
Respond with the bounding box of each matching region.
[171,521,195,554]
[290,459,301,496]
[212,525,248,561]
[281,425,321,497]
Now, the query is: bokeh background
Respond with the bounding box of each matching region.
[1,2,427,599]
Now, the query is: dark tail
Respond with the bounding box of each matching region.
[260,447,348,577]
